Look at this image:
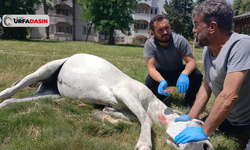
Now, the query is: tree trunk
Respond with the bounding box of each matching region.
[108,29,115,45]
[43,4,50,39]
[85,23,92,42]
[4,27,9,39]
[72,0,75,41]
[45,26,50,39]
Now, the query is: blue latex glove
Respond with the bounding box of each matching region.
[174,114,191,122]
[158,80,169,96]
[174,126,208,144]
[176,73,189,94]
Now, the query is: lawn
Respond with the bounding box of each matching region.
[0,39,243,150]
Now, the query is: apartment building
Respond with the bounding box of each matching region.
[30,0,166,44]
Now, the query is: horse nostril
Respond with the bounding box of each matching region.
[203,143,210,150]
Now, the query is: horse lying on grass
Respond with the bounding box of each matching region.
[0,53,213,150]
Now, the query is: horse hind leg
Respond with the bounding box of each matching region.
[0,58,67,100]
[11,80,42,90]
[0,68,64,109]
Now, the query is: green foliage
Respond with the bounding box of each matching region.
[0,0,39,39]
[164,0,194,39]
[1,27,30,40]
[0,0,55,40]
[232,0,250,35]
[77,0,138,44]
[40,0,55,13]
[233,0,250,16]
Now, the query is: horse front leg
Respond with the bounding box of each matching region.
[114,87,152,150]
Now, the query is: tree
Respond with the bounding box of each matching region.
[0,0,55,40]
[233,0,250,35]
[77,0,138,45]
[164,0,194,40]
[78,0,93,42]
[0,0,39,39]
[233,0,250,16]
[40,0,56,39]
[72,0,76,41]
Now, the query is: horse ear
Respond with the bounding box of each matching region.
[157,113,170,126]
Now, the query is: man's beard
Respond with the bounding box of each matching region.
[155,34,170,43]
[195,31,209,47]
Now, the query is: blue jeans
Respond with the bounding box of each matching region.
[145,65,203,106]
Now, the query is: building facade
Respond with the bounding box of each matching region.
[30,0,167,44]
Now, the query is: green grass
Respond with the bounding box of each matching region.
[0,39,243,150]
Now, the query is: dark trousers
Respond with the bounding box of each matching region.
[202,116,250,150]
[145,65,203,106]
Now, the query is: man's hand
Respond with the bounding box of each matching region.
[174,126,208,144]
[176,73,189,94]
[174,114,191,122]
[158,80,169,96]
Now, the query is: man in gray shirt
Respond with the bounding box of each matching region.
[174,0,250,149]
[144,15,203,106]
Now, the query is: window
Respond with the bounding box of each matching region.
[140,8,145,13]
[136,8,140,13]
[57,26,72,34]
[137,24,140,29]
[99,31,108,35]
[93,28,96,34]
[135,22,148,30]
[56,8,71,16]
[120,37,124,42]
[115,37,120,42]
[82,26,87,34]
[83,26,97,35]
[150,8,158,14]
[49,25,54,32]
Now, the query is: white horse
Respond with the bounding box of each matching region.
[0,53,213,150]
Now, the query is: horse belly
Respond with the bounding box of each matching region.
[56,53,125,105]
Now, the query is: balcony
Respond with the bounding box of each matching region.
[138,0,152,6]
[54,32,73,40]
[133,29,151,38]
[49,15,73,25]
[57,0,73,7]
[134,14,152,22]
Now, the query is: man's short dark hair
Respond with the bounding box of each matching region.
[192,0,233,33]
[150,15,169,31]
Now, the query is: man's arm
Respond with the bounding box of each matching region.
[145,57,164,83]
[182,53,196,75]
[188,73,212,119]
[202,70,249,136]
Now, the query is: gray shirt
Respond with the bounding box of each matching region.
[203,32,250,126]
[143,33,192,71]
